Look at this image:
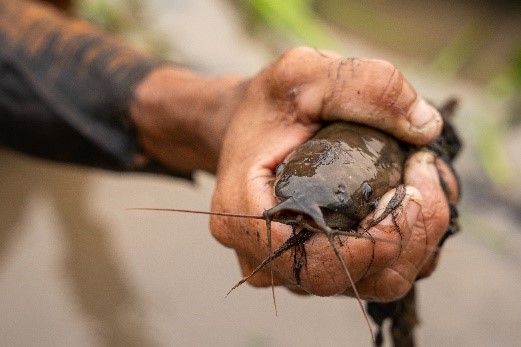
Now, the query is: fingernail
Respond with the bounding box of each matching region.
[418,151,439,177]
[405,194,421,230]
[405,151,438,180]
[410,98,442,131]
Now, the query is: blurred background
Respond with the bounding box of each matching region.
[0,0,520,346]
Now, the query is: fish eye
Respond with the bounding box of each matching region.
[275,162,286,177]
[362,182,373,201]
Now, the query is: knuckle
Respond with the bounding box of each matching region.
[209,215,237,248]
[363,60,419,122]
[209,215,226,241]
[266,47,318,96]
[244,275,270,288]
[262,47,335,120]
[390,280,413,301]
[280,46,316,64]
[422,191,451,235]
[208,215,219,236]
[381,270,413,301]
[374,62,405,108]
[300,255,357,296]
[366,59,397,78]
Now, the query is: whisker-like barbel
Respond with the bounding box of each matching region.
[126,207,266,220]
[127,206,442,254]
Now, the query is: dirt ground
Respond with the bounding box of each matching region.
[0,1,520,346]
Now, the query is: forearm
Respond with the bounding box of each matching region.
[0,0,161,171]
[129,67,246,175]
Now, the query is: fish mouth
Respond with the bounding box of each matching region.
[264,197,331,233]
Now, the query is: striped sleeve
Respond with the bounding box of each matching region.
[0,0,164,171]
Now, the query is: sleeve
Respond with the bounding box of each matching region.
[0,0,165,172]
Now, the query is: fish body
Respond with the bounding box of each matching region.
[270,122,405,232]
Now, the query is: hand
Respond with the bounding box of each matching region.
[209,47,459,301]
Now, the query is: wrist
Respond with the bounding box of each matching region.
[130,66,246,174]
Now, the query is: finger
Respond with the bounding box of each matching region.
[342,186,423,300]
[262,47,442,145]
[360,186,423,270]
[320,58,442,145]
[348,152,452,301]
[404,151,450,242]
[435,157,460,204]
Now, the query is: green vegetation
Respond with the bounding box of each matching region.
[238,0,340,50]
[74,0,169,56]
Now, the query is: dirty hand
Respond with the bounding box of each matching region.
[209,47,459,301]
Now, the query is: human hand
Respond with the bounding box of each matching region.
[210,47,459,301]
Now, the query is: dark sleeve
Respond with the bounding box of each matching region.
[0,0,164,171]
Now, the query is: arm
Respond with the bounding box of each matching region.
[0,0,162,172]
[0,0,244,177]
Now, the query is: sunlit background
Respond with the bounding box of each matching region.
[0,1,520,346]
